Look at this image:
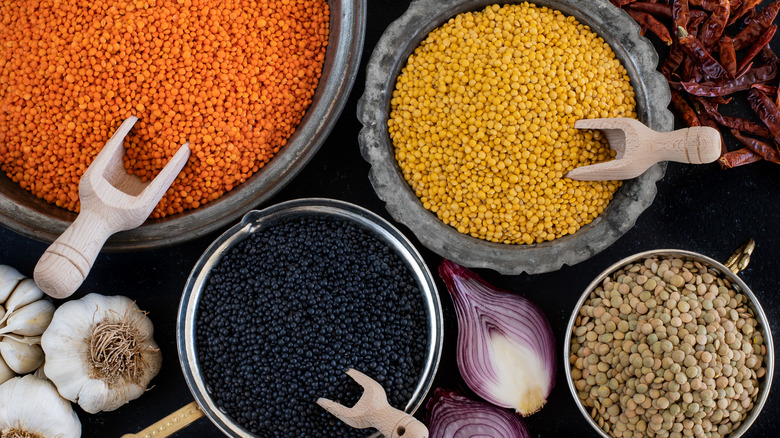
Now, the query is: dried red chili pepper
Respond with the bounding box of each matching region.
[719,148,762,168]
[628,9,674,44]
[611,0,642,6]
[718,36,737,78]
[731,130,780,164]
[751,84,778,97]
[697,97,772,138]
[737,25,778,73]
[732,1,780,51]
[747,89,780,142]
[730,0,743,11]
[699,0,730,49]
[681,64,778,96]
[727,0,763,26]
[759,46,779,65]
[688,9,708,34]
[670,91,702,127]
[693,100,728,155]
[628,2,674,18]
[736,61,754,79]
[673,0,690,30]
[679,12,708,82]
[677,27,730,80]
[661,43,686,79]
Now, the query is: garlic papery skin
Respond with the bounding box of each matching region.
[41,293,163,414]
[0,356,14,385]
[0,337,44,374]
[0,300,55,337]
[0,265,25,303]
[1,278,44,322]
[0,375,81,438]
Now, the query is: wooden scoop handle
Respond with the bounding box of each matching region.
[120,401,204,438]
[650,126,721,164]
[34,209,114,299]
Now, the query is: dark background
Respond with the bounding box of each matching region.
[1,0,779,437]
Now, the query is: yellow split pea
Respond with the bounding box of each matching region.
[388,3,637,244]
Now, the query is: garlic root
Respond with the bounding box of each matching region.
[0,375,81,438]
[42,293,162,413]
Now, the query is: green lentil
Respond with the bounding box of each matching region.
[569,256,767,438]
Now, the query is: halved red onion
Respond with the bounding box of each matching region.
[426,388,530,438]
[438,260,556,416]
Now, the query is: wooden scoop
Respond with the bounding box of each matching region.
[34,116,190,299]
[566,118,721,181]
[317,368,428,438]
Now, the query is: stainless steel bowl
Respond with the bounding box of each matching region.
[564,249,774,438]
[177,198,444,438]
[0,0,366,251]
[358,0,673,274]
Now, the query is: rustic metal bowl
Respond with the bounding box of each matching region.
[564,249,774,438]
[0,0,366,251]
[177,198,444,438]
[358,0,673,274]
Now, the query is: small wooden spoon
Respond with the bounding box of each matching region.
[317,368,428,438]
[34,116,190,299]
[566,118,721,181]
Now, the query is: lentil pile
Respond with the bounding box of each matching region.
[0,0,329,217]
[389,3,637,244]
[196,216,428,437]
[569,256,768,438]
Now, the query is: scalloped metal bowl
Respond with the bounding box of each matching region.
[0,0,366,251]
[358,0,674,275]
[564,249,774,438]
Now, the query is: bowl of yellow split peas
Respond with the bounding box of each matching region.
[358,0,674,274]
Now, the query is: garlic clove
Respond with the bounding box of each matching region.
[0,299,55,336]
[77,379,146,413]
[1,333,42,345]
[0,336,44,374]
[41,298,94,402]
[33,359,47,380]
[0,375,81,438]
[0,305,5,321]
[0,265,25,304]
[0,355,14,385]
[2,278,44,319]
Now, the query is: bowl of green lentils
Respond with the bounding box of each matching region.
[358,0,673,274]
[565,249,774,438]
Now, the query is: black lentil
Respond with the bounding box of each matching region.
[195,216,428,437]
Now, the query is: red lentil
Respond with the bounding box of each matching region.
[0,0,329,217]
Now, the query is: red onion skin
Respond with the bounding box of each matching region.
[438,259,557,416]
[426,388,531,438]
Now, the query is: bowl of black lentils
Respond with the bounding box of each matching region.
[564,249,774,438]
[177,198,444,437]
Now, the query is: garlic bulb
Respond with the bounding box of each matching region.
[41,293,163,414]
[0,375,81,438]
[0,265,53,385]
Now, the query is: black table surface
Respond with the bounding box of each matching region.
[2,1,779,437]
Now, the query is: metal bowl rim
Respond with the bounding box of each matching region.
[176,197,444,438]
[563,248,775,438]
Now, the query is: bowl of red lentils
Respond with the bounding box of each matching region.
[358,0,673,274]
[0,0,365,250]
[564,249,773,438]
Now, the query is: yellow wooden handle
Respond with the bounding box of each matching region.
[120,401,204,438]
